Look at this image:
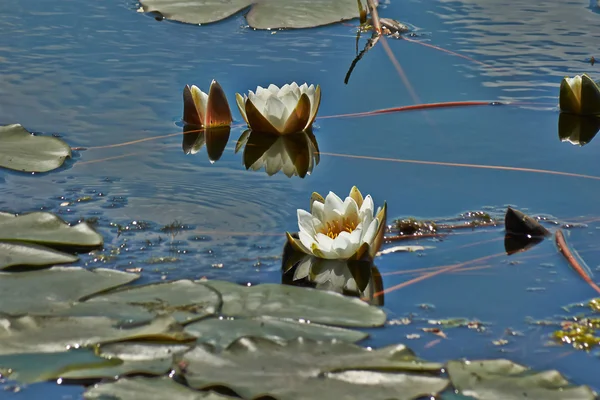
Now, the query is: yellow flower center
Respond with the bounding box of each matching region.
[320,218,357,239]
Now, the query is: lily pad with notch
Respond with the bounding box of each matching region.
[182,337,448,400]
[447,359,597,399]
[0,124,71,172]
[201,280,386,327]
[84,376,237,400]
[0,267,139,316]
[139,0,371,29]
[0,241,78,270]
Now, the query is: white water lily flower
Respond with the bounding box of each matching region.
[286,187,386,260]
[235,129,319,178]
[236,82,321,135]
[183,80,232,128]
[559,74,600,116]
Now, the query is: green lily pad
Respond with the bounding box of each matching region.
[202,280,386,327]
[0,315,193,355]
[59,343,193,380]
[83,280,222,323]
[139,0,367,29]
[184,316,367,350]
[0,212,103,249]
[47,301,155,323]
[183,337,448,399]
[0,241,78,270]
[0,349,113,384]
[84,377,237,400]
[0,124,71,172]
[0,267,139,316]
[447,359,597,400]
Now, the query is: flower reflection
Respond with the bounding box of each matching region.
[282,238,383,306]
[558,113,600,146]
[182,124,230,163]
[235,129,320,178]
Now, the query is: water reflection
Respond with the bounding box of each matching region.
[504,234,544,255]
[558,113,600,146]
[182,124,230,162]
[282,240,383,306]
[235,129,320,178]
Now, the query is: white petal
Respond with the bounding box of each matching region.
[361,218,380,248]
[359,195,375,219]
[324,191,345,221]
[248,91,268,116]
[297,209,316,236]
[292,257,312,280]
[280,89,300,113]
[264,96,288,132]
[290,82,299,91]
[190,85,209,117]
[299,230,317,254]
[267,83,280,93]
[314,233,338,258]
[342,197,359,224]
[332,231,360,259]
[311,201,325,222]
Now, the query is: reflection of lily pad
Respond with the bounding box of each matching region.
[83,280,221,323]
[447,359,596,400]
[0,267,138,315]
[0,212,103,249]
[139,0,367,29]
[183,337,447,400]
[0,124,71,172]
[0,315,193,355]
[203,280,386,327]
[185,316,367,350]
[0,241,78,270]
[84,376,236,400]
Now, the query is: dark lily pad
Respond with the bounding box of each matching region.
[83,280,222,323]
[139,0,367,29]
[84,376,236,400]
[184,316,367,350]
[0,211,103,250]
[0,267,139,316]
[0,315,194,355]
[447,359,597,399]
[202,280,386,327]
[504,207,550,238]
[0,124,71,172]
[183,337,448,400]
[0,241,78,270]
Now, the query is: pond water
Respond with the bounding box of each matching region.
[1,0,600,397]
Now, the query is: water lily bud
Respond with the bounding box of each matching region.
[559,74,600,116]
[183,80,233,128]
[286,187,387,261]
[236,82,321,135]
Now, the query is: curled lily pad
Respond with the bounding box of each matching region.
[447,359,597,400]
[0,212,103,250]
[185,316,367,350]
[83,280,222,323]
[0,124,71,172]
[0,315,193,355]
[183,337,447,400]
[202,280,386,327]
[84,377,236,400]
[0,241,78,270]
[0,267,139,316]
[139,0,368,29]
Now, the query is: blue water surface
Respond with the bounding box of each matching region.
[1,0,600,397]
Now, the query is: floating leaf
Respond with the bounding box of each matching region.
[83,280,221,323]
[183,337,447,400]
[504,207,550,238]
[0,267,138,316]
[447,359,597,400]
[185,316,367,350]
[59,343,192,380]
[0,212,103,249]
[84,377,236,400]
[139,0,369,29]
[0,124,71,172]
[0,349,112,384]
[0,315,193,355]
[202,280,386,327]
[0,241,78,270]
